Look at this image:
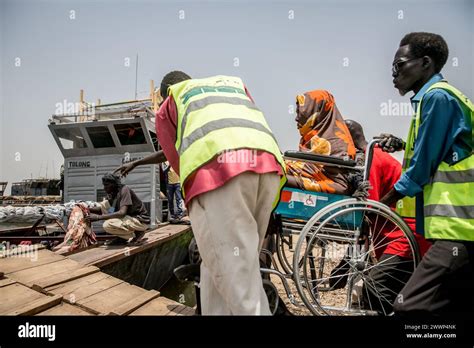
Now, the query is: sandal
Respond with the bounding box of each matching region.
[104,237,128,246]
[130,230,146,244]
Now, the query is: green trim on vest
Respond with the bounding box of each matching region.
[168,75,287,209]
[401,81,474,241]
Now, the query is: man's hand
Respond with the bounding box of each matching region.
[84,214,100,224]
[380,188,405,207]
[113,150,166,178]
[114,161,137,178]
[373,133,405,153]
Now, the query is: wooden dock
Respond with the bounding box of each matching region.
[67,223,191,268]
[0,224,195,316]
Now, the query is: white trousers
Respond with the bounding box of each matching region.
[102,216,147,240]
[99,200,147,240]
[188,171,281,315]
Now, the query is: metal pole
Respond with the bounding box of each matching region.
[134,54,139,100]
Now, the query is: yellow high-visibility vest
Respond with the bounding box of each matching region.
[168,75,286,208]
[397,81,474,241]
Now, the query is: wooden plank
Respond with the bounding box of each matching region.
[94,226,191,268]
[68,224,191,268]
[108,289,160,316]
[130,297,180,316]
[66,245,120,266]
[52,274,124,305]
[31,266,99,292]
[36,302,94,316]
[1,249,65,274]
[8,259,83,286]
[45,271,110,294]
[167,303,192,316]
[0,283,45,314]
[0,277,16,288]
[176,306,196,316]
[6,294,62,316]
[77,283,147,314]
[61,242,100,256]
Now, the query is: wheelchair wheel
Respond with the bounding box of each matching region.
[276,223,313,280]
[275,218,305,274]
[262,279,280,315]
[293,199,420,316]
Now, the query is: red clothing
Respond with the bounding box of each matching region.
[155,93,282,205]
[368,147,431,258]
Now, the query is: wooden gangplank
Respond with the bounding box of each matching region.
[68,223,191,267]
[0,244,194,316]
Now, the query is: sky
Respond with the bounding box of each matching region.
[0,0,473,191]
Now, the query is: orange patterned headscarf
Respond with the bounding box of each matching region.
[295,90,356,159]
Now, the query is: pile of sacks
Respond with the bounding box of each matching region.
[0,201,100,224]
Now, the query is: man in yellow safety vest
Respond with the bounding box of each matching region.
[116,71,286,315]
[377,32,474,315]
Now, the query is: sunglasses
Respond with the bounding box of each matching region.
[392,57,421,74]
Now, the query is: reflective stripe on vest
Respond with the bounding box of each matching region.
[395,105,419,218]
[179,117,278,155]
[178,95,260,153]
[168,75,287,208]
[406,81,474,241]
[431,168,474,183]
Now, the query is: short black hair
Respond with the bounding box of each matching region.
[160,71,191,99]
[400,32,449,73]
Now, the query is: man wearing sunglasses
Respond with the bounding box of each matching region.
[376,32,474,315]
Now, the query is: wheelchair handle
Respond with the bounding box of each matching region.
[283,151,358,170]
[363,139,380,182]
[283,138,380,179]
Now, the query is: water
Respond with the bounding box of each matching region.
[159,276,197,308]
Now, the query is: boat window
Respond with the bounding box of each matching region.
[86,126,115,148]
[114,123,146,146]
[55,128,87,149]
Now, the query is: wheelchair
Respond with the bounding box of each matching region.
[174,140,421,316]
[261,139,421,315]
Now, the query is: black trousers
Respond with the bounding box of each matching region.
[393,240,474,315]
[362,253,414,314]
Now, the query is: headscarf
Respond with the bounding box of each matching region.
[296,90,356,159]
[285,90,356,195]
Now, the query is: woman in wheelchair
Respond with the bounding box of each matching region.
[285,90,357,195]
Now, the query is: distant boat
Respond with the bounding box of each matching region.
[10,178,60,197]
